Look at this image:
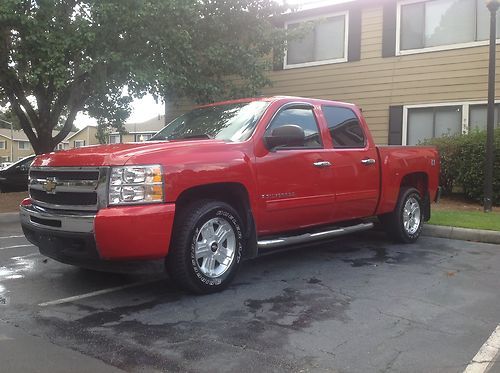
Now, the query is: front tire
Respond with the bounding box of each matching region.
[166,200,244,294]
[379,187,424,243]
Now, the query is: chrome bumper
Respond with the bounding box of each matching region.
[20,204,96,233]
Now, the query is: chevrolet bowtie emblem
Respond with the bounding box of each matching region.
[42,177,58,194]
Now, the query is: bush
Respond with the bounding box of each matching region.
[422,128,500,205]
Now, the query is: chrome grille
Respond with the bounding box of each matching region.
[29,167,108,211]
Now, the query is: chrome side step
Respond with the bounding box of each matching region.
[257,222,374,250]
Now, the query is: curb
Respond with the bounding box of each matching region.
[0,212,19,224]
[423,224,500,245]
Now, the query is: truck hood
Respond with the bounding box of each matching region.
[32,140,229,167]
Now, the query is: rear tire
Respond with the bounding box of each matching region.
[166,200,244,294]
[379,187,424,243]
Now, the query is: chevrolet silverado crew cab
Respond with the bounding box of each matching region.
[20,96,440,293]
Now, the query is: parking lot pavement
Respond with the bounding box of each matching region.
[1,222,500,373]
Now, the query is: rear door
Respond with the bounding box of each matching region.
[320,105,380,221]
[254,103,336,235]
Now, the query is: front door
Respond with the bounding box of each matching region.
[254,103,335,235]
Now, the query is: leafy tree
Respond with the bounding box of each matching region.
[0,0,289,154]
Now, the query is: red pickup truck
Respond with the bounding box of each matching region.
[20,96,440,293]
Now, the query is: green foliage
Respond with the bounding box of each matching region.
[423,129,500,204]
[0,0,290,153]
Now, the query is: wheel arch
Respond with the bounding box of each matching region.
[400,172,430,220]
[174,182,258,259]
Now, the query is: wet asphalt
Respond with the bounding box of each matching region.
[1,221,500,373]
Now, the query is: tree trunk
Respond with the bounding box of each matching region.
[32,125,55,155]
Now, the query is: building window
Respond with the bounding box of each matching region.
[134,134,152,142]
[56,143,66,150]
[74,140,85,148]
[0,156,9,162]
[322,106,366,148]
[0,141,6,150]
[403,101,500,144]
[18,141,30,150]
[109,134,121,144]
[398,0,500,54]
[469,104,500,131]
[285,11,349,69]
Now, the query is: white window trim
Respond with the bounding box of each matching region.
[18,141,30,150]
[74,140,85,148]
[283,11,349,70]
[402,100,500,145]
[395,0,500,56]
[0,141,5,149]
[109,134,121,144]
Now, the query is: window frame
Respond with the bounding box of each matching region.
[264,102,324,150]
[402,100,500,145]
[18,141,30,150]
[109,134,121,144]
[283,11,350,70]
[322,105,367,149]
[74,140,85,148]
[396,0,500,56]
[0,140,6,150]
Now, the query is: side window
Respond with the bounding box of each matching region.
[266,107,322,148]
[322,106,366,148]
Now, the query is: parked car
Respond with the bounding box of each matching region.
[0,155,35,193]
[0,162,13,170]
[20,97,440,293]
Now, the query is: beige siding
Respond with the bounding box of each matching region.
[261,5,500,144]
[0,137,13,162]
[0,137,35,162]
[67,127,99,148]
[169,4,499,145]
[122,134,135,143]
[87,126,99,145]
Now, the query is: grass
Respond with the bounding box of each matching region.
[428,210,500,231]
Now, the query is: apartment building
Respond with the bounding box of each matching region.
[0,128,74,162]
[67,125,99,148]
[108,115,164,144]
[167,0,500,145]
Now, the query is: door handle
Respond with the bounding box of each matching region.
[361,158,376,165]
[313,161,332,168]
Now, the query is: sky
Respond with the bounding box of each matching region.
[73,0,350,129]
[74,94,164,129]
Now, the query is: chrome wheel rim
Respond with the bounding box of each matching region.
[194,217,236,278]
[403,197,421,235]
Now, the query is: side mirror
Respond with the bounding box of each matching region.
[19,165,29,172]
[264,124,305,150]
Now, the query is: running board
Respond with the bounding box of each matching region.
[257,222,374,250]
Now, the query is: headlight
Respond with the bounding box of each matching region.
[108,165,164,205]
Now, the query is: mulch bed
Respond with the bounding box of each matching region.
[0,191,28,214]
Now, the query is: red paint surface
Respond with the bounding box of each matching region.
[94,204,175,260]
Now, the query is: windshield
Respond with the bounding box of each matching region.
[150,101,269,142]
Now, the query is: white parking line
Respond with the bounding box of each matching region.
[0,235,25,240]
[464,324,500,373]
[11,253,40,259]
[38,280,156,307]
[0,244,35,251]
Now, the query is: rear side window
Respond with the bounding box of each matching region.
[322,106,366,148]
[266,107,322,148]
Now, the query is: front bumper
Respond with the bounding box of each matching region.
[20,202,176,264]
